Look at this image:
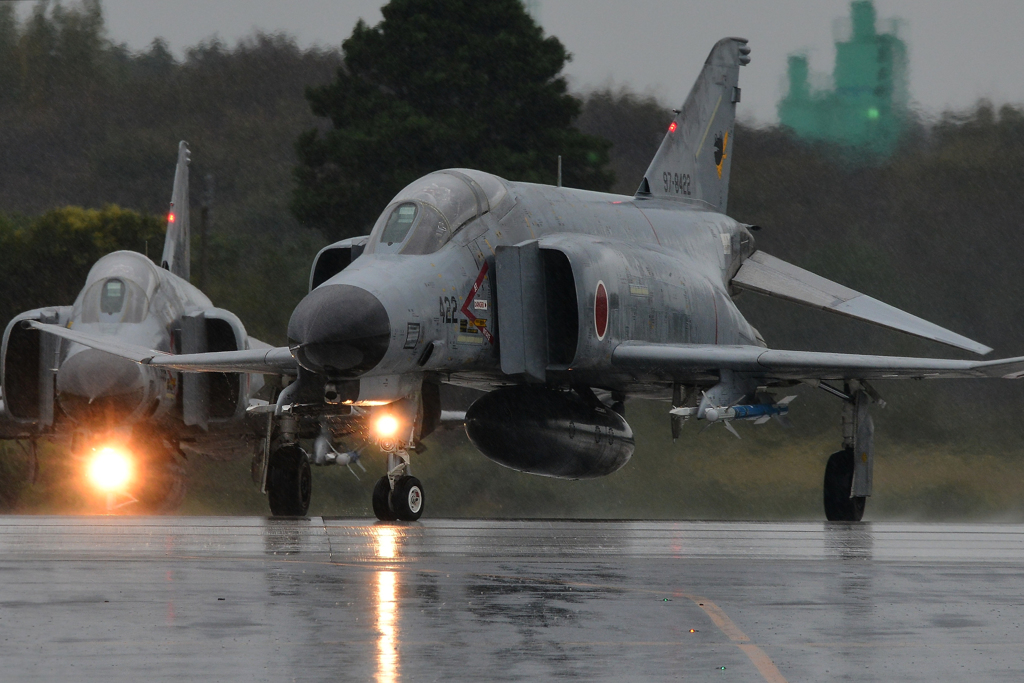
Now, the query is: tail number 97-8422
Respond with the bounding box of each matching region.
[663,171,691,196]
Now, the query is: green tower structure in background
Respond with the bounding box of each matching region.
[778,0,908,156]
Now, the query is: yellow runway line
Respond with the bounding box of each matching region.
[689,597,789,683]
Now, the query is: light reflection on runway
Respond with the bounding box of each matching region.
[375,525,399,559]
[376,570,398,683]
[371,525,402,683]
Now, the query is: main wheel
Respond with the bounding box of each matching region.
[372,476,396,521]
[392,476,424,521]
[266,445,311,516]
[823,448,865,522]
[127,432,187,514]
[135,456,188,514]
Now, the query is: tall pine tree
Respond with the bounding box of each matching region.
[291,0,613,239]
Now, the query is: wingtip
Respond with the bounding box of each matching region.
[948,335,992,356]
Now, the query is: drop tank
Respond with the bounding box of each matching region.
[464,386,634,479]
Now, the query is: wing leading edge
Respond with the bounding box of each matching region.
[612,342,1024,382]
[26,321,297,376]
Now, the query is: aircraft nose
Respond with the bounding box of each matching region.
[56,348,148,422]
[288,284,391,377]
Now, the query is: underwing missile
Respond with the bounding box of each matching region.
[671,396,796,425]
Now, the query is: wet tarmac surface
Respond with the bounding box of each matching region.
[2,518,1024,682]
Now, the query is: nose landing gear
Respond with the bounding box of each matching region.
[372,446,424,522]
[254,392,427,521]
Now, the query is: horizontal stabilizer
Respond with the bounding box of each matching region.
[27,322,297,376]
[731,251,991,356]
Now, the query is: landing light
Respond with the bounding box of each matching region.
[88,447,132,492]
[373,415,400,439]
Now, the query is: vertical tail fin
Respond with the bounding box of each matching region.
[637,38,750,214]
[161,141,191,281]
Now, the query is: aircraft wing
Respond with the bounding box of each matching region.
[731,251,993,356]
[612,342,1024,381]
[27,321,298,376]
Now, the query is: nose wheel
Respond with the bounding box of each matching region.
[372,447,424,521]
[372,476,397,521]
[372,475,425,521]
[372,475,423,524]
[392,476,424,520]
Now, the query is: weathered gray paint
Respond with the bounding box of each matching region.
[852,391,874,497]
[36,308,60,428]
[182,312,209,430]
[495,241,546,382]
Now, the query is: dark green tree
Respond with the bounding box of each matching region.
[576,88,673,195]
[0,205,163,328]
[291,0,613,239]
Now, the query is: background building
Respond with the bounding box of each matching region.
[778,1,908,156]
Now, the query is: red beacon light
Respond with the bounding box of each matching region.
[668,121,677,133]
[167,212,175,223]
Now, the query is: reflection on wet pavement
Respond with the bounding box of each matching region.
[376,569,398,683]
[2,518,1024,681]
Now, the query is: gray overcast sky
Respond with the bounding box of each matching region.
[16,0,1024,123]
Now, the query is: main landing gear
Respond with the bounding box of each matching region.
[256,409,313,517]
[821,383,877,522]
[823,448,865,522]
[266,444,312,516]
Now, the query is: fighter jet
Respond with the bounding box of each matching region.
[36,39,1024,521]
[3,142,273,510]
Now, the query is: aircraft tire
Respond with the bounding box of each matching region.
[138,456,188,514]
[391,476,424,522]
[372,476,396,521]
[127,432,187,514]
[266,445,311,516]
[823,448,865,522]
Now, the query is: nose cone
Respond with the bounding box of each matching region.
[56,348,148,422]
[288,284,391,376]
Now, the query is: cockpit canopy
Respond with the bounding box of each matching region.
[73,251,160,324]
[366,169,508,255]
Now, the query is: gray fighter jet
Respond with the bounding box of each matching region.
[37,39,1024,521]
[4,142,272,510]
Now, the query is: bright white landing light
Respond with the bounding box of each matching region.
[373,415,400,439]
[87,447,132,492]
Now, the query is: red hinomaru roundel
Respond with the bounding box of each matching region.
[594,281,608,341]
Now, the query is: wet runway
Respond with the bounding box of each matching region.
[2,519,1024,682]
